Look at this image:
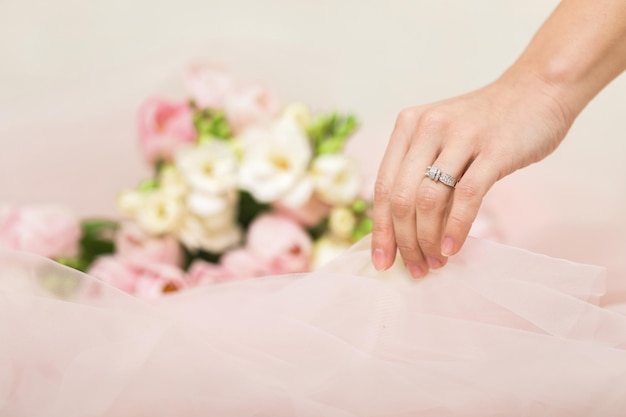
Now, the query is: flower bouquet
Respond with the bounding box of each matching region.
[0,65,372,298]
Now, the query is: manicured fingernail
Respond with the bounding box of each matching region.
[406,262,425,278]
[441,236,454,257]
[372,248,386,270]
[426,256,442,269]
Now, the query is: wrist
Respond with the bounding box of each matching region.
[495,67,577,138]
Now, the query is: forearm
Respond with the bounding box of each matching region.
[503,0,626,120]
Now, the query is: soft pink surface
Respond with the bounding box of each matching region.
[2,236,626,416]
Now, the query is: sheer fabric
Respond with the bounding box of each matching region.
[2,236,626,416]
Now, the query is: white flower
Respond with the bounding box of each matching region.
[311,154,361,206]
[175,141,238,195]
[136,191,184,235]
[280,176,314,208]
[159,165,188,199]
[282,103,312,129]
[238,115,312,203]
[311,235,352,269]
[117,190,145,217]
[177,213,241,253]
[186,190,234,218]
[328,207,356,240]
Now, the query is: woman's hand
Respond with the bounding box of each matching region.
[371,72,574,278]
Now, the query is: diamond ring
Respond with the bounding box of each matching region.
[424,166,458,188]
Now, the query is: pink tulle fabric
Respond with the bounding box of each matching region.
[2,236,626,416]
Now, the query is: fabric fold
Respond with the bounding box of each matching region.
[2,236,626,416]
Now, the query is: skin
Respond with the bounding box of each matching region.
[372,0,626,278]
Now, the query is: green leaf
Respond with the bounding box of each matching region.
[194,108,233,141]
[138,178,159,192]
[237,190,271,231]
[307,218,329,241]
[351,199,369,214]
[181,245,221,270]
[352,217,373,242]
[308,112,359,156]
[70,219,119,272]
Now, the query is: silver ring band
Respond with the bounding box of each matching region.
[425,166,458,188]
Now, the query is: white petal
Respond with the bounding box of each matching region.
[175,141,238,194]
[117,190,145,217]
[137,191,183,235]
[312,155,362,205]
[281,176,315,208]
[187,192,229,217]
[198,225,242,253]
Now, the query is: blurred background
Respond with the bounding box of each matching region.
[1,0,626,298]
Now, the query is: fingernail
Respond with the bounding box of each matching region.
[441,236,454,257]
[372,248,386,270]
[406,262,425,278]
[426,256,442,269]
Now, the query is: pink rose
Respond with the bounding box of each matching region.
[220,248,268,278]
[273,195,331,227]
[246,214,312,275]
[187,260,232,285]
[0,204,81,259]
[137,98,196,164]
[225,82,279,133]
[115,222,183,267]
[87,256,136,294]
[185,64,235,110]
[88,256,187,298]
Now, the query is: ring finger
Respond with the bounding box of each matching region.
[415,146,472,269]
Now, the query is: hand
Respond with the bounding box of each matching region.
[371,72,574,278]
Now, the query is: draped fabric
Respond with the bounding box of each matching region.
[2,236,626,416]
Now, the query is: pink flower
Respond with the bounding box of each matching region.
[246,214,312,275]
[88,256,187,298]
[226,82,279,133]
[115,222,183,267]
[87,256,136,294]
[185,64,235,110]
[187,260,232,285]
[273,195,331,227]
[0,204,81,259]
[220,248,268,278]
[137,98,196,164]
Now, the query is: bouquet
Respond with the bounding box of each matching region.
[0,65,373,298]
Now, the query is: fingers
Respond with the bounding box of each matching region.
[415,146,472,270]
[372,109,415,271]
[374,106,500,278]
[441,157,499,256]
[390,132,439,278]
